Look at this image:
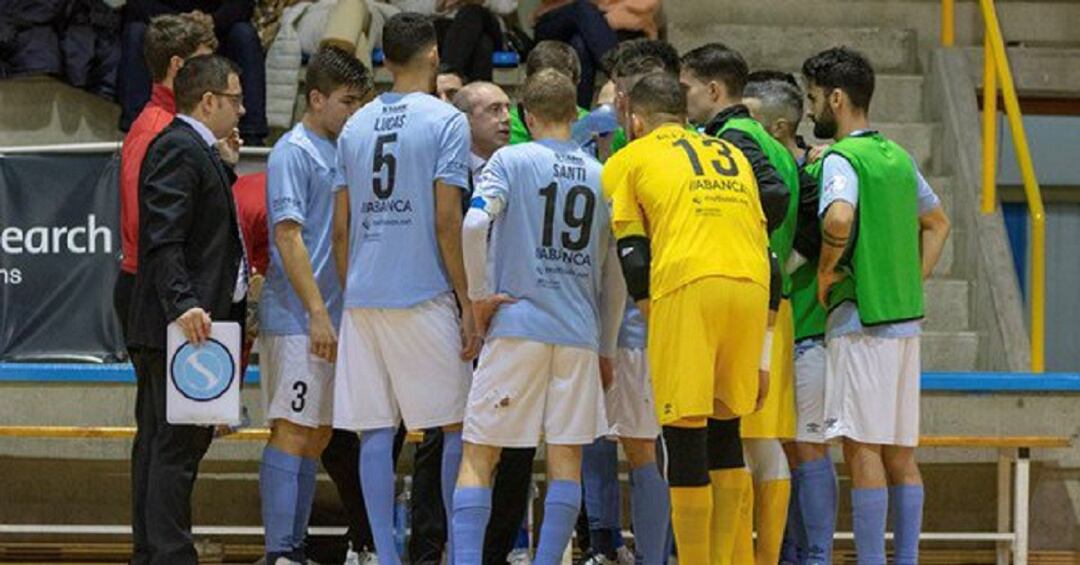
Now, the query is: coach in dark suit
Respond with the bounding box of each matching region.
[127,54,247,565]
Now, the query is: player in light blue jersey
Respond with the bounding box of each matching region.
[258,47,372,565]
[330,14,480,565]
[451,69,625,565]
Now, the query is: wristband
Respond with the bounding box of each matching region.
[759,329,774,372]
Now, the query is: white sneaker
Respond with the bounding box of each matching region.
[506,548,531,564]
[615,546,634,565]
[581,554,617,565]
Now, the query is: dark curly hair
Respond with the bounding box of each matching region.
[801,47,875,111]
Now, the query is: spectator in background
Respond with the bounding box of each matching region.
[532,0,661,107]
[388,0,518,82]
[114,13,216,347]
[119,0,268,145]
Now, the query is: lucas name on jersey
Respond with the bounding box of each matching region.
[362,101,415,238]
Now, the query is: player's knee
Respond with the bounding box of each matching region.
[707,417,745,470]
[621,437,656,469]
[882,446,920,484]
[546,444,583,482]
[310,426,334,456]
[662,426,710,487]
[269,419,317,456]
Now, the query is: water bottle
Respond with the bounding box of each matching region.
[394,476,412,558]
[571,104,619,147]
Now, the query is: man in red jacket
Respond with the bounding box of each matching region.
[114,13,216,344]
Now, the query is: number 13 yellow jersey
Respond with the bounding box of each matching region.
[601,123,770,300]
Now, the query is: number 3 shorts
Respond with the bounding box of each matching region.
[259,333,335,427]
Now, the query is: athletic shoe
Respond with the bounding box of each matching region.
[581,554,617,565]
[507,548,532,564]
[615,546,634,565]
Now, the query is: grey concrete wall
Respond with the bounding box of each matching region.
[928,48,1032,372]
[0,77,121,148]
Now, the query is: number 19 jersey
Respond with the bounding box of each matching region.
[601,124,770,299]
[334,91,471,309]
[475,139,611,351]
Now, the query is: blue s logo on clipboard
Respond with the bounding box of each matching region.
[170,338,235,401]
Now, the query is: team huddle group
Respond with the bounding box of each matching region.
[124,8,952,565]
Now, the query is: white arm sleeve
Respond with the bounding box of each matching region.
[462,207,493,301]
[598,241,627,359]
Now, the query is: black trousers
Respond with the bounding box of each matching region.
[319,430,376,554]
[483,447,537,565]
[113,270,135,347]
[129,347,215,565]
[118,20,267,143]
[435,4,504,82]
[533,0,618,107]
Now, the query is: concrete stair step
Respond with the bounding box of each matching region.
[668,23,920,74]
[924,278,970,331]
[0,76,121,147]
[921,331,979,371]
[798,122,940,172]
[788,73,926,123]
[666,0,1080,55]
[962,45,1080,96]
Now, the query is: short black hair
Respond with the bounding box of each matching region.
[382,12,437,65]
[629,71,686,118]
[174,54,239,113]
[305,46,372,100]
[525,40,581,85]
[681,43,749,97]
[608,38,680,78]
[747,69,799,90]
[801,47,875,111]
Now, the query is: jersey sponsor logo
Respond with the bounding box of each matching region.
[361,198,414,214]
[170,338,236,402]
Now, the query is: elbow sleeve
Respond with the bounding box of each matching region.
[617,235,651,302]
[768,250,781,311]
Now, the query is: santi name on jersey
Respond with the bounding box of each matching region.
[688,177,749,193]
[552,163,587,182]
[374,114,407,132]
[361,198,413,213]
[536,246,592,266]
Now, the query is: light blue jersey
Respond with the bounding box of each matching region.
[818,144,941,340]
[474,139,612,351]
[334,92,471,308]
[617,300,646,350]
[260,123,342,335]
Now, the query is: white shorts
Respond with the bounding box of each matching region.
[824,333,920,447]
[463,338,607,448]
[333,293,471,431]
[260,334,335,427]
[604,348,661,440]
[793,339,827,443]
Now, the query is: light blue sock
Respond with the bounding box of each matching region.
[441,430,463,563]
[780,466,803,564]
[582,438,619,557]
[452,486,492,564]
[798,456,837,565]
[289,456,319,561]
[851,488,887,565]
[889,484,924,565]
[534,480,582,565]
[360,427,399,565]
[629,464,670,565]
[259,446,302,558]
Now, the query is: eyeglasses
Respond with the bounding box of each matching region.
[211,91,243,108]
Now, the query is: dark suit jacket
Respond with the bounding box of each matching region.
[127,118,245,350]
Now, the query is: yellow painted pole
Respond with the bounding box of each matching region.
[979,0,1045,372]
[941,0,955,47]
[981,35,997,214]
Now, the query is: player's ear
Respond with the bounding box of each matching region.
[828,88,844,111]
[523,108,536,132]
[707,80,723,102]
[630,112,645,140]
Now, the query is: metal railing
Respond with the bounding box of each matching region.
[941,0,1045,373]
